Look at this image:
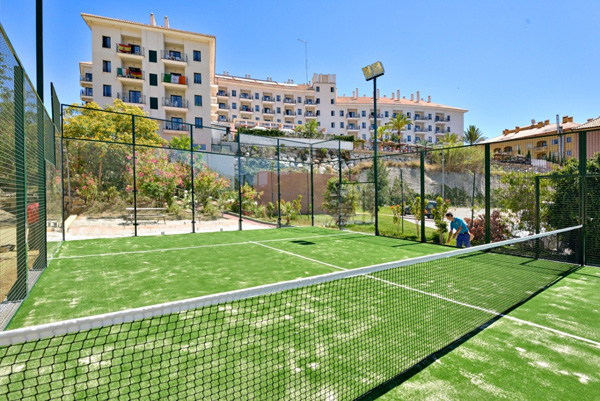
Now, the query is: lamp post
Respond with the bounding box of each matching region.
[362,61,384,236]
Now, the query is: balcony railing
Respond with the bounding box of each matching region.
[283,111,296,116]
[118,92,145,104]
[164,121,187,131]
[217,90,229,97]
[240,107,252,112]
[80,75,93,82]
[347,125,358,130]
[80,89,93,97]
[369,114,383,118]
[262,96,274,102]
[413,116,429,121]
[117,69,145,80]
[116,44,144,56]
[283,98,295,104]
[218,104,229,110]
[262,109,275,114]
[217,116,229,123]
[304,99,315,105]
[240,93,251,99]
[161,50,188,63]
[347,113,359,118]
[163,98,189,108]
[162,74,187,85]
[305,112,315,117]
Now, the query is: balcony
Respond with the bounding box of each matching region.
[283,98,295,104]
[117,92,145,105]
[80,89,93,101]
[164,121,188,133]
[304,99,315,105]
[161,50,188,66]
[240,107,253,115]
[240,93,252,100]
[413,116,429,122]
[347,112,359,119]
[217,115,229,123]
[435,116,449,123]
[163,98,189,112]
[162,73,188,88]
[218,104,230,110]
[116,44,144,61]
[217,90,229,98]
[369,114,383,119]
[117,68,145,84]
[347,124,359,131]
[283,110,296,116]
[262,96,274,103]
[80,74,93,86]
[262,109,275,115]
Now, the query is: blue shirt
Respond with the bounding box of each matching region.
[450,217,469,234]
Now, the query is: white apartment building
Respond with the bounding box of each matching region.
[79,13,467,149]
[79,13,216,150]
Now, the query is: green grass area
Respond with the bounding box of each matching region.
[9,227,444,329]
[3,227,597,400]
[380,266,600,401]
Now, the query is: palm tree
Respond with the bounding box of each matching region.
[377,125,390,142]
[464,125,485,145]
[295,119,319,138]
[441,132,460,146]
[385,114,412,143]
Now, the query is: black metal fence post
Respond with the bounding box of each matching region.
[310,144,314,226]
[190,125,196,234]
[338,140,342,230]
[60,104,66,242]
[132,115,138,237]
[420,151,426,242]
[484,143,491,244]
[579,131,587,266]
[277,138,281,228]
[236,128,242,230]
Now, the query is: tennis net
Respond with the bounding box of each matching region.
[0,226,581,400]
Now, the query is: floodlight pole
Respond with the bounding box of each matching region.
[36,0,43,101]
[373,77,379,236]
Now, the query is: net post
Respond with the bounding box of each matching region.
[579,130,587,266]
[535,176,540,259]
[8,65,27,302]
[484,143,491,244]
[310,144,314,227]
[60,104,66,242]
[338,139,342,230]
[189,125,196,234]
[420,150,426,242]
[277,138,281,228]
[235,127,242,230]
[132,115,138,237]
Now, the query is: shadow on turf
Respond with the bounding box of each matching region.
[355,264,582,401]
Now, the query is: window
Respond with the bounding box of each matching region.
[149,50,157,63]
[232,103,237,110]
[330,99,335,104]
[566,136,572,143]
[331,111,335,117]
[362,122,366,129]
[428,113,432,120]
[407,135,411,142]
[428,137,432,142]
[316,98,320,104]
[298,120,302,125]
[297,97,302,103]
[276,107,281,113]
[298,109,302,116]
[340,122,344,129]
[103,85,111,97]
[331,122,335,128]
[330,87,334,93]
[195,117,203,128]
[428,125,432,131]
[150,73,158,86]
[195,95,202,106]
[170,95,183,107]
[566,150,572,156]
[102,60,111,73]
[194,73,202,84]
[362,110,366,117]
[276,95,281,102]
[170,117,183,130]
[407,112,411,118]
[384,111,389,118]
[407,124,412,130]
[193,50,201,62]
[316,110,321,116]
[84,88,93,96]
[254,93,259,100]
[317,122,321,127]
[232,90,236,97]
[129,90,141,104]
[255,117,260,121]
[255,105,259,112]
[150,97,158,109]
[339,110,344,117]
[102,36,111,48]
[316,86,320,92]
[551,139,559,145]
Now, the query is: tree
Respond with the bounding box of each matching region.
[441,132,460,146]
[322,177,358,226]
[377,125,390,142]
[464,125,486,145]
[430,197,451,244]
[294,119,319,138]
[169,134,191,150]
[406,196,424,238]
[385,114,412,143]
[365,159,390,216]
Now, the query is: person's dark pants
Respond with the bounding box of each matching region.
[456,232,471,248]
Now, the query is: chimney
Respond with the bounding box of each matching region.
[391,92,395,100]
[544,119,550,125]
[376,89,380,99]
[397,90,400,100]
[150,13,156,26]
[410,93,414,101]
[416,91,420,102]
[427,95,431,103]
[562,115,569,123]
[164,16,169,28]
[355,88,358,98]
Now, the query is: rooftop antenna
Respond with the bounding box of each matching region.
[298,38,308,84]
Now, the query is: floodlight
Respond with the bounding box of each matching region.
[362,61,384,81]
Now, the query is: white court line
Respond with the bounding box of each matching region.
[255,242,600,348]
[54,231,358,260]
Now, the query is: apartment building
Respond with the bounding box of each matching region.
[79,13,467,148]
[79,13,216,149]
[484,116,581,161]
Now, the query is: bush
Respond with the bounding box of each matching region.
[465,210,510,245]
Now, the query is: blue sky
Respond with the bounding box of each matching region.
[1,0,599,137]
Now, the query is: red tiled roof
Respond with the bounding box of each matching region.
[336,96,468,112]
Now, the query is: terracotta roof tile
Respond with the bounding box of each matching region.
[336,96,468,112]
[574,116,600,131]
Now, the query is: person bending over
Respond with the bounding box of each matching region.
[445,212,471,248]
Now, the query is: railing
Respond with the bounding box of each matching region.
[80,75,92,82]
[164,121,187,131]
[161,50,188,63]
[163,98,189,108]
[117,69,145,80]
[283,98,295,104]
[262,109,275,114]
[262,96,274,102]
[162,74,187,85]
[413,116,429,121]
[218,105,230,110]
[283,111,296,116]
[240,93,251,99]
[118,93,145,104]
[305,112,315,117]
[369,114,383,118]
[80,89,93,97]
[240,107,252,112]
[116,44,144,56]
[217,91,229,97]
[217,117,229,123]
[304,99,315,105]
[347,113,359,118]
[347,125,358,130]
